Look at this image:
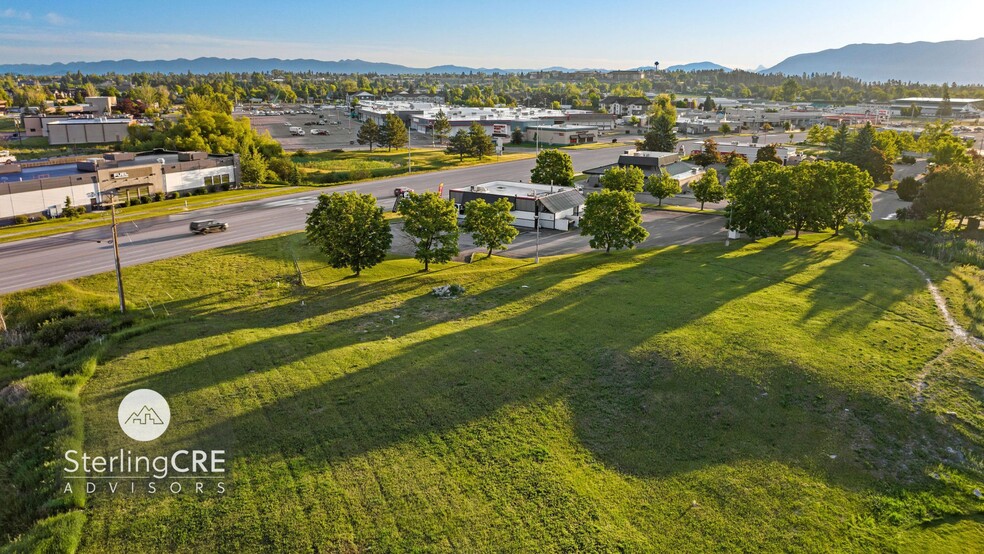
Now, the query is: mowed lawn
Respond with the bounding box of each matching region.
[7,233,984,551]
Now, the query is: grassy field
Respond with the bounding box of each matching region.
[2,233,983,551]
[294,148,535,185]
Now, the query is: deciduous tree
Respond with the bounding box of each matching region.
[399,192,460,270]
[691,168,725,210]
[305,191,392,276]
[530,149,574,186]
[725,162,795,239]
[580,190,649,253]
[600,166,645,192]
[644,171,681,206]
[463,198,519,258]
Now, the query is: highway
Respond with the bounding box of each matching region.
[0,147,626,294]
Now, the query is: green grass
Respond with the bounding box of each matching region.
[2,234,984,551]
[0,119,15,132]
[0,185,315,243]
[642,203,727,216]
[939,265,984,340]
[0,137,116,161]
[294,148,535,185]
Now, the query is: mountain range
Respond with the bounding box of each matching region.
[2,38,982,83]
[760,38,984,84]
[661,62,732,72]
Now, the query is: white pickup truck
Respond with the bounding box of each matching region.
[289,126,305,136]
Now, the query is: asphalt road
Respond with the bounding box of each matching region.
[0,147,624,294]
[0,141,912,294]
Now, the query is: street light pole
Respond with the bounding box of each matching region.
[110,193,126,314]
[534,201,540,264]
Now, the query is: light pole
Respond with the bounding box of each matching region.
[534,200,540,264]
[109,191,126,313]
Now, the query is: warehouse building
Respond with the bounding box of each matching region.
[525,124,598,145]
[448,181,585,231]
[0,149,239,224]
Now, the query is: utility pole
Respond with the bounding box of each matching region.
[534,201,540,264]
[110,194,126,313]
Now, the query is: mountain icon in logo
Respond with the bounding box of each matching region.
[118,389,171,441]
[125,405,165,426]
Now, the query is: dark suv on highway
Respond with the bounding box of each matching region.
[189,220,229,234]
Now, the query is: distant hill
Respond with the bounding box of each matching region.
[663,61,731,72]
[0,57,527,76]
[761,38,984,84]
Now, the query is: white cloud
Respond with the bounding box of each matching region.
[43,12,68,25]
[1,8,32,20]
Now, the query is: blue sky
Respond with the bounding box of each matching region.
[2,0,983,69]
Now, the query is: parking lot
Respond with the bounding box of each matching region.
[240,105,436,152]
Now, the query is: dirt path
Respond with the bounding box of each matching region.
[895,256,984,404]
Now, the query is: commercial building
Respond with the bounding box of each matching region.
[714,141,797,161]
[21,114,135,143]
[47,118,134,145]
[0,149,239,224]
[448,181,585,231]
[582,150,684,187]
[354,101,615,141]
[890,97,984,117]
[525,124,598,145]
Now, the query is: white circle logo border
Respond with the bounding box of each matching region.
[118,389,171,442]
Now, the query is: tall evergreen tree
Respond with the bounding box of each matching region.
[356,119,380,151]
[432,109,451,144]
[642,114,677,153]
[938,83,953,118]
[381,113,408,151]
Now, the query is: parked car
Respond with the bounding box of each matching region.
[394,187,414,198]
[189,220,229,234]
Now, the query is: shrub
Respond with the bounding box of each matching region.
[331,149,345,153]
[294,149,309,158]
[900,155,917,164]
[152,192,164,202]
[14,215,29,225]
[221,183,231,191]
[191,188,206,196]
[126,198,139,207]
[897,176,921,201]
[139,196,151,204]
[208,184,220,193]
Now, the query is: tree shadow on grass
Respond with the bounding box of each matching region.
[119,237,976,494]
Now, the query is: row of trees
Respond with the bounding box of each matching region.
[726,160,873,239]
[356,114,409,151]
[306,191,520,275]
[306,183,660,275]
[445,122,495,161]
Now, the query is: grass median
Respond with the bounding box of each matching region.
[0,185,316,244]
[1,232,982,551]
